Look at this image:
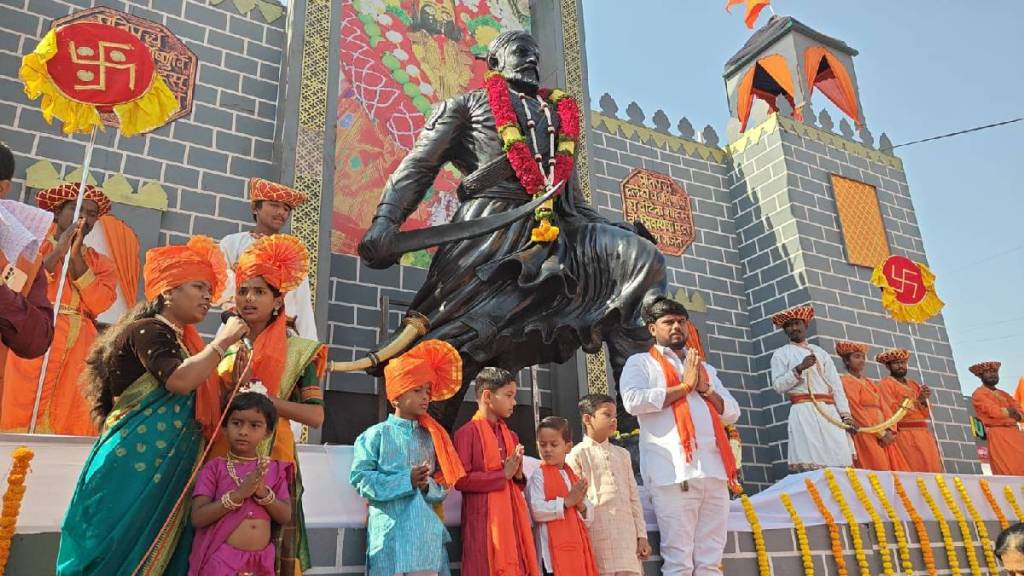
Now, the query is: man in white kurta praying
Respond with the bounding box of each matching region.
[769,305,855,471]
[218,178,317,340]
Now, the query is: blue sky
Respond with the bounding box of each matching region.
[582,0,1024,395]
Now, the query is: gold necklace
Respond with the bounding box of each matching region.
[226,452,265,487]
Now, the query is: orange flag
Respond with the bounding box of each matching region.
[726,0,771,29]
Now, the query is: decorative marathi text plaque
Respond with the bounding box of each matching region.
[55,7,197,129]
[619,168,694,257]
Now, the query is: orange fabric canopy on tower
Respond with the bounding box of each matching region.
[804,46,860,126]
[736,53,798,130]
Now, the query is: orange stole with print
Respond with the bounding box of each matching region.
[540,464,599,576]
[1,240,116,435]
[648,346,739,488]
[471,412,540,576]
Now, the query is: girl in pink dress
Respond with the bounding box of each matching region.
[188,392,293,575]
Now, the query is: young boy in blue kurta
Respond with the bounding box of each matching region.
[350,340,467,576]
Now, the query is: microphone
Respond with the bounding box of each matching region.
[220,309,253,350]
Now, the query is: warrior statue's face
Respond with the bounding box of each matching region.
[490,36,541,93]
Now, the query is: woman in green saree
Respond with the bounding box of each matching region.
[57,236,249,575]
[208,234,326,575]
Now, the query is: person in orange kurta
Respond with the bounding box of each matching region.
[969,361,1024,476]
[836,341,909,471]
[1,183,117,435]
[876,348,943,473]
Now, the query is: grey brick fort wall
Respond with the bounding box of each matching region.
[0,0,286,332]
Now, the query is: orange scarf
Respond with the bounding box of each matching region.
[471,411,540,576]
[250,310,289,398]
[649,346,739,489]
[540,465,599,576]
[183,324,221,440]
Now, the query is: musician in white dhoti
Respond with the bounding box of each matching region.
[218,178,317,340]
[769,305,855,471]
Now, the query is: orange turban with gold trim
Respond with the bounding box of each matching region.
[235,234,309,293]
[969,361,1001,377]
[835,341,868,357]
[36,182,111,216]
[143,236,227,302]
[141,236,228,440]
[876,348,911,365]
[249,177,308,208]
[384,340,466,487]
[772,305,815,328]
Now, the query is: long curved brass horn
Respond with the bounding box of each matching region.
[804,370,913,433]
[329,311,430,372]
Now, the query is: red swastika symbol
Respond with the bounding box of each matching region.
[882,256,926,305]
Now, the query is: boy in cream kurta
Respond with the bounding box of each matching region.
[568,394,651,576]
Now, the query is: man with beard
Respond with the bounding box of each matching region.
[357,30,666,430]
[769,305,855,471]
[876,348,943,473]
[1,183,116,435]
[969,361,1024,476]
[619,296,739,576]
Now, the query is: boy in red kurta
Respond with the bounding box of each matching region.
[969,361,1024,476]
[1,184,116,435]
[453,367,539,576]
[876,348,943,473]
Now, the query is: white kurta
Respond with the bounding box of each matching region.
[218,231,317,340]
[770,342,854,469]
[619,346,740,487]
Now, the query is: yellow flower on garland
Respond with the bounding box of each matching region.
[870,255,944,323]
[823,469,870,576]
[740,494,771,576]
[917,477,961,575]
[1005,485,1024,523]
[869,473,916,576]
[806,478,848,576]
[844,469,895,576]
[530,216,560,243]
[0,447,35,573]
[780,492,814,576]
[934,476,982,576]
[953,477,1000,576]
[979,479,1009,530]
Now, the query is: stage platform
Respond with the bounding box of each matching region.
[2,434,1019,575]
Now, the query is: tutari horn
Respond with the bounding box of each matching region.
[804,369,913,433]
[329,311,431,372]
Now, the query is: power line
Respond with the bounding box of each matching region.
[882,116,1023,151]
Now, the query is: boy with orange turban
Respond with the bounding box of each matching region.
[836,341,909,471]
[350,339,466,576]
[969,361,1024,476]
[218,178,316,340]
[876,348,943,472]
[2,183,117,435]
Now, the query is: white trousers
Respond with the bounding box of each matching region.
[649,478,729,576]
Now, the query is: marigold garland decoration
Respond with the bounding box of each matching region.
[740,494,771,576]
[1004,485,1024,522]
[979,479,1009,530]
[20,22,179,136]
[805,478,848,576]
[845,469,895,576]
[917,477,961,575]
[954,477,1000,576]
[0,447,35,572]
[934,476,982,576]
[484,71,579,243]
[780,492,814,576]
[870,473,916,576]
[893,476,936,576]
[823,469,870,576]
[870,255,944,324]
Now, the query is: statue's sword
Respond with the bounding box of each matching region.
[391,179,563,254]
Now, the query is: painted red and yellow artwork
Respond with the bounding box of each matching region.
[332,0,530,267]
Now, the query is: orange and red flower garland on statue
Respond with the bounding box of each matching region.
[484,71,579,243]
